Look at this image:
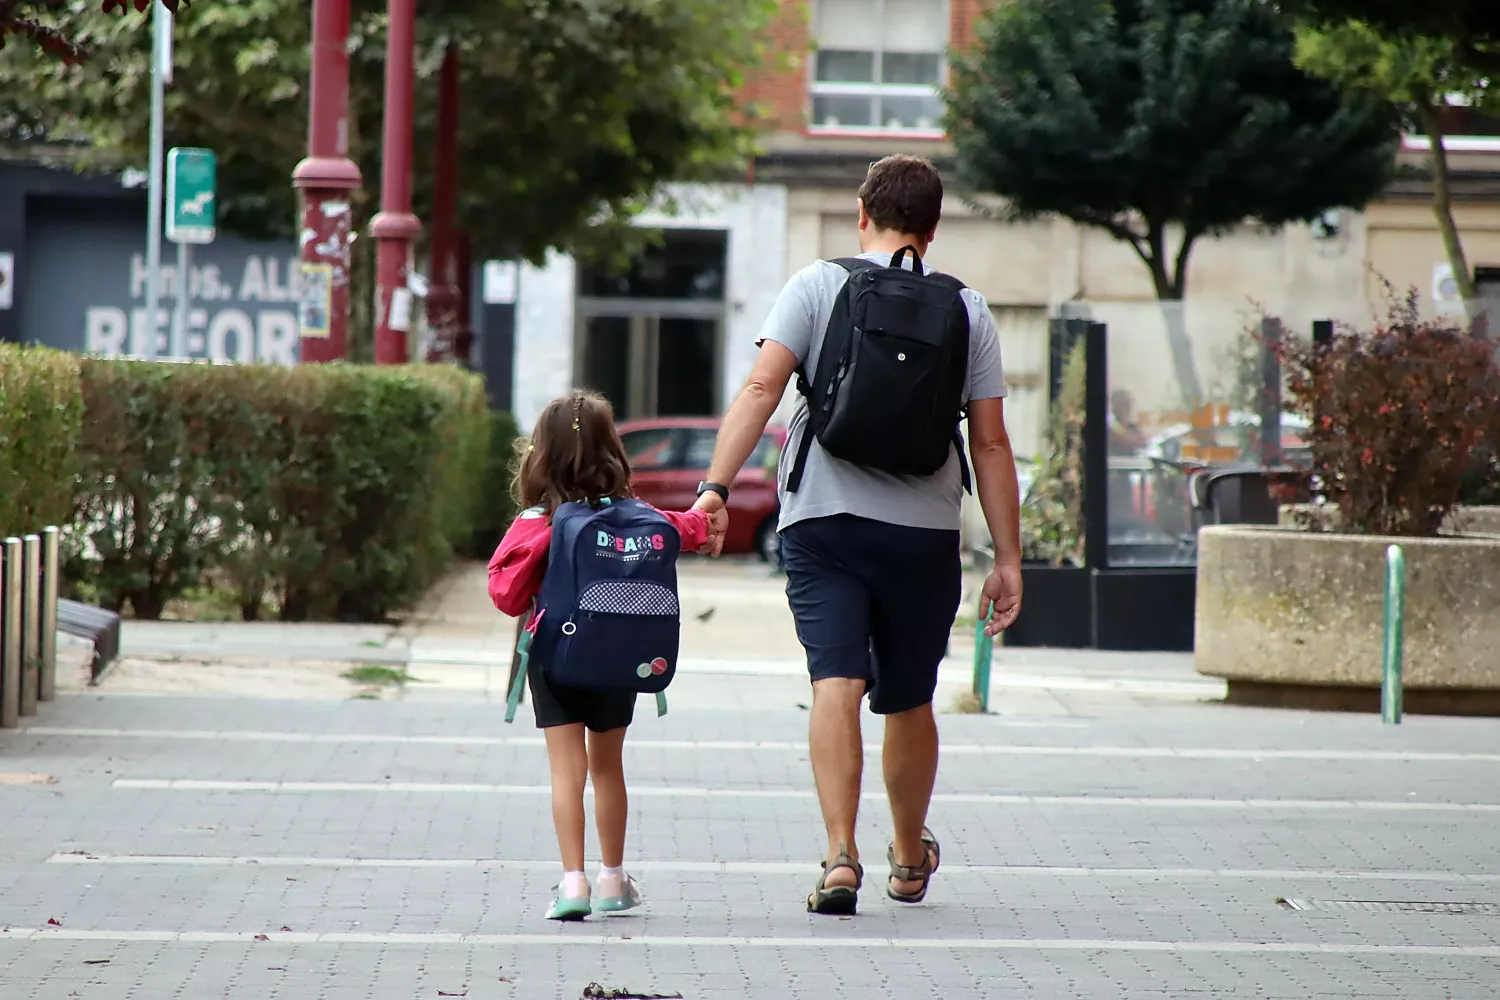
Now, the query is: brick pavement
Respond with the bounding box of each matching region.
[2,686,1500,998]
[10,559,1500,997]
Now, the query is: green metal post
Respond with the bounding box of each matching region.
[972,608,994,714]
[1381,544,1405,725]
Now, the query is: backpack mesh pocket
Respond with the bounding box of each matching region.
[578,580,680,616]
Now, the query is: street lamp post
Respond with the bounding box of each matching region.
[371,0,422,364]
[292,0,362,364]
[142,0,170,359]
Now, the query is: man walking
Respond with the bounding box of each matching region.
[691,155,1023,914]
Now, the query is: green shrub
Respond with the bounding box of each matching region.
[68,361,231,617]
[65,360,493,621]
[467,409,522,557]
[1021,340,1085,566]
[0,344,82,536]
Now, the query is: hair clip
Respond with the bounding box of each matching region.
[571,422,580,432]
[528,444,534,452]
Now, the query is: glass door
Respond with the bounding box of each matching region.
[576,309,720,420]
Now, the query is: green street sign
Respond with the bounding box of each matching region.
[166,147,216,245]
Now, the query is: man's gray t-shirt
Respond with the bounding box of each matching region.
[760,251,1008,533]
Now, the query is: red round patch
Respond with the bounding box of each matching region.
[650,657,668,675]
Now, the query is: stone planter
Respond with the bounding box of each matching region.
[1195,525,1500,715]
[1278,504,1500,536]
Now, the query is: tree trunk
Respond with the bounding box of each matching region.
[1144,226,1205,409]
[1421,106,1481,330]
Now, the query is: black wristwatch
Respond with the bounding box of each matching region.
[697,481,730,504]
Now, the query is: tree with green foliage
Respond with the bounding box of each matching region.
[0,0,174,62]
[946,0,1401,407]
[1295,21,1492,313]
[0,0,774,267]
[1277,0,1500,76]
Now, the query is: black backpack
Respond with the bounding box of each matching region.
[786,246,972,493]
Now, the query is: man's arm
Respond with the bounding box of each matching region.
[707,341,799,487]
[968,396,1024,634]
[693,340,801,554]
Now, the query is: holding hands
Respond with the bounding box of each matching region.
[693,492,729,557]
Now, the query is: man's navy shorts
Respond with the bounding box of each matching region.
[780,513,962,715]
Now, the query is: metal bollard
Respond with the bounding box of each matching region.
[1,538,20,728]
[971,608,994,714]
[20,534,40,717]
[1381,544,1406,725]
[39,527,59,702]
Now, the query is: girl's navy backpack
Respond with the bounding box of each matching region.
[504,498,681,723]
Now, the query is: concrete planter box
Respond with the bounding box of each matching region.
[1279,504,1500,536]
[1195,525,1500,715]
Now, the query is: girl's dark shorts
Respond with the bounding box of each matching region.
[780,513,962,716]
[528,665,635,733]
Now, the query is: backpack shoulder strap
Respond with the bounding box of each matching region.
[794,259,873,398]
[504,598,539,724]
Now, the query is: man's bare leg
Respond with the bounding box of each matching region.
[809,677,867,886]
[883,700,939,895]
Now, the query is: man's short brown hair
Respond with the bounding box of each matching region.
[857,155,944,237]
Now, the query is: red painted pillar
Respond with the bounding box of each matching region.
[291,0,361,364]
[424,42,461,363]
[453,230,474,367]
[370,0,422,365]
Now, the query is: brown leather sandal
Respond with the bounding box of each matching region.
[807,843,863,915]
[886,826,941,904]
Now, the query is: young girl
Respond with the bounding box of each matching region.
[487,390,716,921]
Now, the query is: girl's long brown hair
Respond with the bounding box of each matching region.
[513,390,635,515]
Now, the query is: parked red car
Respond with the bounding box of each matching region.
[616,417,787,560]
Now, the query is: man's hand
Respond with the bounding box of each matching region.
[978,560,1022,636]
[693,492,728,557]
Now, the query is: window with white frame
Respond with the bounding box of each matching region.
[809,0,948,136]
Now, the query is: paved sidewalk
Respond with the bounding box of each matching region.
[3,674,1500,997]
[113,559,1222,714]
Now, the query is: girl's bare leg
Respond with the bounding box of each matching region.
[586,727,629,869]
[543,724,589,875]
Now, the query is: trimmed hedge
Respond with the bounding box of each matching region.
[468,408,521,557]
[0,344,83,536]
[0,348,506,621]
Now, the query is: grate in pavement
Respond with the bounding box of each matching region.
[1278,897,1500,915]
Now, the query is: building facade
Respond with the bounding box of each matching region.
[509,0,1500,464]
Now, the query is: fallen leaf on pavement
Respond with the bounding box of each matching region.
[46,918,61,926]
[279,926,292,932]
[83,959,109,965]
[438,990,468,997]
[253,934,269,942]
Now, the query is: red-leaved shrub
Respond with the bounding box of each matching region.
[1279,293,1500,537]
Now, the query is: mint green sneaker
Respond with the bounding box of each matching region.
[593,873,642,913]
[545,885,592,922]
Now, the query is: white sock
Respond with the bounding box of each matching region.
[561,871,589,897]
[599,864,624,881]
